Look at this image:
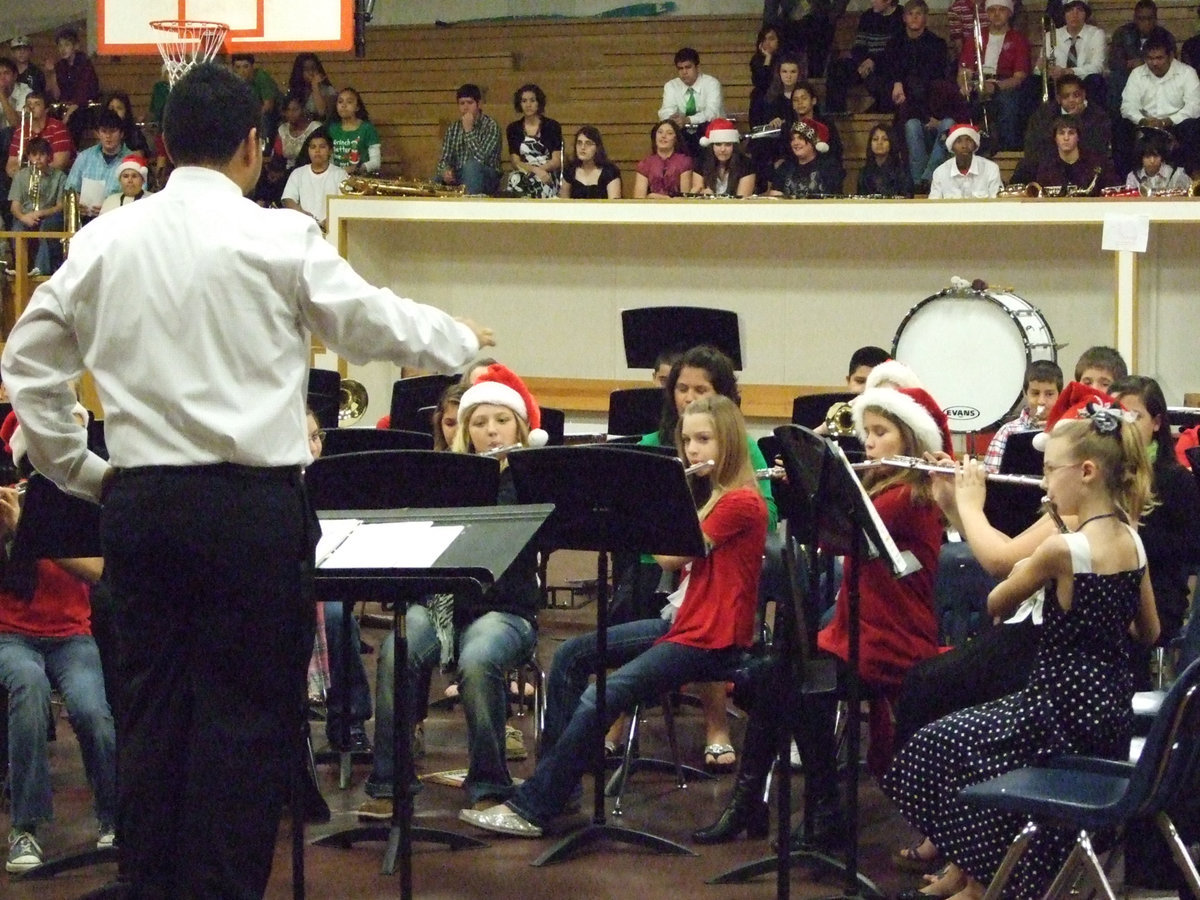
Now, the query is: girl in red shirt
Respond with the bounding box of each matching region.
[461,394,768,837]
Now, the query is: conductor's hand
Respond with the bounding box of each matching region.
[458,318,496,349]
[0,486,20,537]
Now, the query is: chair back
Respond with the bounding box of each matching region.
[389,374,458,434]
[607,387,664,438]
[1126,657,1200,819]
[321,428,432,456]
[791,391,854,429]
[306,450,499,512]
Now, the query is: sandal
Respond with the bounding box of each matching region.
[704,743,737,774]
[892,840,945,874]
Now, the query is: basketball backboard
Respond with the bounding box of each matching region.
[97,0,356,55]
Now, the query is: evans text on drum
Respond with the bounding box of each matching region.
[891,288,1057,434]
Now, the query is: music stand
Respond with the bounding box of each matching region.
[791,392,855,429]
[307,451,551,900]
[984,430,1042,537]
[607,387,665,438]
[388,374,457,433]
[321,427,433,456]
[711,426,911,899]
[507,445,706,866]
[621,306,743,370]
[308,367,341,431]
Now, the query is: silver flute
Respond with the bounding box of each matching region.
[851,455,1045,487]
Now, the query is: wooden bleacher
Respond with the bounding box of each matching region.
[37,1,1194,193]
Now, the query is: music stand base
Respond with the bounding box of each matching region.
[708,846,885,898]
[531,822,697,866]
[312,824,486,874]
[605,757,712,798]
[15,846,118,880]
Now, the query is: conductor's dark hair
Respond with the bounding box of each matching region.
[164,63,259,166]
[848,346,889,375]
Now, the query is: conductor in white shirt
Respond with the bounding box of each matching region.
[1,63,494,899]
[658,47,726,158]
[1119,35,1200,174]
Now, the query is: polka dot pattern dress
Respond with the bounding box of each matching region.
[882,526,1145,900]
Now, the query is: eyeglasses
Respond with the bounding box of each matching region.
[309,430,326,443]
[1043,461,1082,477]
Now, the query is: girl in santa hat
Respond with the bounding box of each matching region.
[688,119,757,197]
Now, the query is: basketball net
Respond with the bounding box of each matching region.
[149,19,230,86]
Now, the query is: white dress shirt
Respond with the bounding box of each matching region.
[928,154,1003,198]
[1047,23,1107,79]
[1121,58,1200,124]
[657,72,725,126]
[1,166,479,501]
[282,162,349,226]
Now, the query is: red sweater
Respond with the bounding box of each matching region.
[0,559,91,638]
[660,487,768,651]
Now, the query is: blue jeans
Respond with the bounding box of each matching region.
[991,89,1023,151]
[507,639,749,827]
[0,633,116,830]
[541,618,670,754]
[905,117,954,182]
[369,607,535,805]
[322,601,371,731]
[10,212,64,274]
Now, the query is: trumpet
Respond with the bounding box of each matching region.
[825,401,856,437]
[851,455,1045,487]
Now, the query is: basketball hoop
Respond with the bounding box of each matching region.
[149,19,230,86]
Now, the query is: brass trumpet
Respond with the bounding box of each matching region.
[825,401,856,437]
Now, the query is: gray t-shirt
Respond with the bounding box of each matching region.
[8,165,66,214]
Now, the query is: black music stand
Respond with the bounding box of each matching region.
[607,387,664,438]
[321,427,433,456]
[791,392,855,430]
[308,367,341,430]
[508,445,706,866]
[388,374,457,433]
[985,430,1042,537]
[621,306,743,370]
[711,426,909,899]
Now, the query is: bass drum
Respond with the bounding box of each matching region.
[892,288,1056,434]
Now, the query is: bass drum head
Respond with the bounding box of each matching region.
[892,290,1056,434]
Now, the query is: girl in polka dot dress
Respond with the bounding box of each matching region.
[882,399,1161,900]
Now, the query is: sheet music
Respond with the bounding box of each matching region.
[79,177,107,210]
[830,444,919,578]
[318,520,464,569]
[315,518,361,567]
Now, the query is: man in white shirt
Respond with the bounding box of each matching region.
[281,127,347,230]
[657,47,725,158]
[1,62,494,900]
[1040,0,1108,102]
[1119,35,1200,174]
[928,122,1003,197]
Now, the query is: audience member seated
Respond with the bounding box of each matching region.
[287,52,337,121]
[281,128,347,231]
[788,80,845,166]
[0,475,115,874]
[983,359,1062,472]
[1184,6,1200,73]
[10,36,45,96]
[99,154,150,214]
[1011,73,1111,184]
[945,0,985,62]
[825,0,906,114]
[883,0,965,189]
[1118,36,1200,176]
[1034,114,1119,193]
[633,119,693,198]
[765,0,844,76]
[1037,0,1107,106]
[1125,132,1192,191]
[435,83,502,196]
[559,125,621,198]
[1109,0,1176,111]
[357,365,544,821]
[0,58,31,146]
[689,119,757,196]
[329,87,381,176]
[231,52,283,143]
[5,91,73,179]
[103,91,154,168]
[928,122,1002,197]
[768,118,843,196]
[958,0,1031,151]
[857,123,915,195]
[273,93,320,170]
[64,109,129,223]
[657,47,725,159]
[47,27,99,146]
[503,83,562,199]
[750,25,792,123]
[749,53,804,188]
[6,137,64,277]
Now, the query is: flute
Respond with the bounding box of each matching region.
[851,456,1045,487]
[479,443,524,458]
[686,460,787,480]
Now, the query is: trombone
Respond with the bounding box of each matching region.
[1040,12,1057,103]
[966,3,992,139]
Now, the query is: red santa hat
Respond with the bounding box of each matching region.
[458,364,549,448]
[853,386,955,457]
[1031,381,1127,451]
[863,359,923,392]
[699,118,741,147]
[792,118,830,154]
[116,154,148,181]
[945,123,982,153]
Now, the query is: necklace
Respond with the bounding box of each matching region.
[1076,512,1118,530]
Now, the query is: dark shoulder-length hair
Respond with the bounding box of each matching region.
[337,86,370,121]
[866,122,903,167]
[697,144,753,190]
[1110,375,1178,477]
[512,83,547,114]
[656,345,740,443]
[648,118,685,154]
[572,125,609,166]
[289,52,330,99]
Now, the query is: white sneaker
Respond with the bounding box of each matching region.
[97,826,117,850]
[6,830,43,873]
[27,267,42,278]
[459,805,543,838]
[790,739,803,771]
